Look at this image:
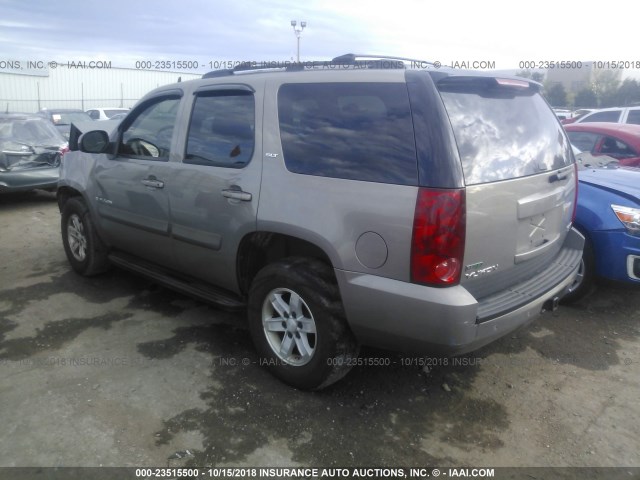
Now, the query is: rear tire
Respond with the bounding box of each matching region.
[61,197,110,276]
[248,257,359,390]
[561,236,595,304]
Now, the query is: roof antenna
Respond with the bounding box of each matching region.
[178,76,182,83]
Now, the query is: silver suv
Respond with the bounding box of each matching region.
[57,55,584,389]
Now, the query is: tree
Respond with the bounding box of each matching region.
[574,88,597,108]
[591,68,622,107]
[615,79,640,106]
[544,82,568,107]
[515,69,533,78]
[600,88,619,108]
[515,70,545,83]
[531,72,545,83]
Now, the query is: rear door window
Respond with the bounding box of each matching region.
[438,78,573,185]
[185,91,255,168]
[278,83,418,185]
[581,110,622,123]
[626,109,640,125]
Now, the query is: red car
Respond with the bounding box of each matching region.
[564,122,640,167]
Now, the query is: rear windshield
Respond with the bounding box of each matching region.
[52,112,93,125]
[438,79,573,185]
[0,118,63,145]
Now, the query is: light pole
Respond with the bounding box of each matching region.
[290,20,306,62]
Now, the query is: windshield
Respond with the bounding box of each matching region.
[439,79,574,185]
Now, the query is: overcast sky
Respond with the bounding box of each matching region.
[1,0,639,76]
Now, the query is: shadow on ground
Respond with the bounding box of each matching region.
[2,261,638,467]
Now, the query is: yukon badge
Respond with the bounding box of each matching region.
[464,262,499,279]
[95,196,112,205]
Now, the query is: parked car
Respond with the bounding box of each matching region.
[571,106,640,125]
[57,54,583,389]
[564,122,640,167]
[85,107,129,121]
[38,108,94,140]
[561,108,596,125]
[562,155,640,302]
[553,108,572,121]
[0,113,68,193]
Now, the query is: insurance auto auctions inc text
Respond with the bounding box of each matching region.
[208,467,495,478]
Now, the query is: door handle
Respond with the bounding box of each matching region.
[548,172,569,183]
[221,189,252,201]
[141,177,164,189]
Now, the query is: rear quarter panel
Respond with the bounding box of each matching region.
[259,72,418,280]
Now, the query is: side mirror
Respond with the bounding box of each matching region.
[79,130,110,154]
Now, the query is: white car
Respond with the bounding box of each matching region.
[553,108,572,120]
[574,106,640,125]
[85,107,129,121]
[571,108,595,118]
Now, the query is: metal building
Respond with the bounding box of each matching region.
[0,63,200,113]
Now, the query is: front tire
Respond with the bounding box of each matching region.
[248,257,359,390]
[61,197,110,276]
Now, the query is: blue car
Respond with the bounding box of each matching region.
[563,155,640,302]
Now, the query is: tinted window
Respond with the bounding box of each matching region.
[567,131,600,153]
[581,110,621,123]
[626,109,640,125]
[439,81,573,185]
[120,97,180,159]
[185,92,254,168]
[278,83,418,185]
[50,112,92,125]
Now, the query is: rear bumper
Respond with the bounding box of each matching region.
[335,227,584,355]
[0,167,60,193]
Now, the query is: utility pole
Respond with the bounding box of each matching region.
[290,20,307,62]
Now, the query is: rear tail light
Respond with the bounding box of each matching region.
[495,78,530,88]
[411,188,466,286]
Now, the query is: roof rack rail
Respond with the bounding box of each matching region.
[201,54,437,79]
[331,53,435,67]
[202,61,305,79]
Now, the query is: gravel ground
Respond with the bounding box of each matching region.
[0,191,639,475]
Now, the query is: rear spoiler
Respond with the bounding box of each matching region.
[434,74,540,92]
